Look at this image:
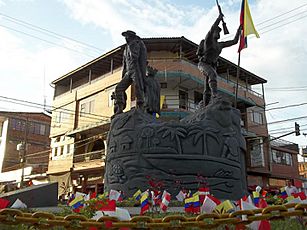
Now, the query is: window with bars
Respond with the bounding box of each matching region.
[271,149,293,166]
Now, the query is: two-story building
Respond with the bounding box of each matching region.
[0,111,51,189]
[47,36,298,194]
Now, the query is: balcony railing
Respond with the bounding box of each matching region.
[73,150,106,163]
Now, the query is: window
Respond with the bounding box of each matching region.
[250,110,264,124]
[249,138,265,167]
[10,118,26,131]
[179,90,188,109]
[160,82,167,88]
[272,149,293,166]
[29,122,47,135]
[56,111,64,123]
[80,100,95,117]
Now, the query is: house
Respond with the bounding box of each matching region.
[0,111,51,189]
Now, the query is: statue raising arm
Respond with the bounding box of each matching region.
[219,24,242,48]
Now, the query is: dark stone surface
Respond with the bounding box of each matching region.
[0,182,58,208]
[104,97,248,200]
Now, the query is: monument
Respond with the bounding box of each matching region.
[104,18,247,200]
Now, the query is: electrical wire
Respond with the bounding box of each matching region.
[0,12,103,53]
[0,24,96,58]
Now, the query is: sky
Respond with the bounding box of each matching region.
[0,0,307,152]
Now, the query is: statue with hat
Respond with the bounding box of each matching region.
[197,13,242,106]
[114,30,147,115]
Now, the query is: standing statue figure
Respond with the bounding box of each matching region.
[114,30,147,115]
[197,13,242,106]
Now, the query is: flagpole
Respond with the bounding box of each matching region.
[234,51,241,108]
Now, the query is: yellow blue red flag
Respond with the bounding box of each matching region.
[238,0,259,52]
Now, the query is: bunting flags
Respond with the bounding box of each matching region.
[238,0,259,52]
[140,191,150,215]
[160,191,171,212]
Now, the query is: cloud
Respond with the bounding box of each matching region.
[61,0,307,146]
[0,25,89,111]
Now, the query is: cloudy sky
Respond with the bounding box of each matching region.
[0,0,307,150]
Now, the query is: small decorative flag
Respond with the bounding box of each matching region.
[293,192,306,200]
[152,190,162,206]
[176,190,185,202]
[96,199,116,211]
[201,195,218,213]
[69,195,84,211]
[160,191,171,212]
[109,189,121,201]
[184,194,200,213]
[140,191,150,215]
[252,191,260,206]
[11,199,27,209]
[214,200,234,214]
[198,187,210,204]
[280,187,288,199]
[258,199,271,230]
[133,189,142,201]
[0,198,10,209]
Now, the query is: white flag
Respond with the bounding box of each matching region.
[109,189,121,201]
[201,195,217,213]
[11,198,27,209]
[241,201,259,230]
[176,190,185,202]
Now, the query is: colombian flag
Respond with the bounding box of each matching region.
[252,191,260,206]
[140,191,150,215]
[238,0,259,52]
[133,189,142,201]
[184,194,200,213]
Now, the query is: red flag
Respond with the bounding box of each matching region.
[207,194,221,205]
[90,192,97,199]
[258,198,270,230]
[293,192,306,200]
[0,198,10,209]
[96,199,116,211]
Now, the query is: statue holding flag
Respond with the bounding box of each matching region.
[197,13,242,106]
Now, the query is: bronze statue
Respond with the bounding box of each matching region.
[114,30,147,114]
[197,14,242,106]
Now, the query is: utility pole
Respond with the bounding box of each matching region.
[16,117,28,189]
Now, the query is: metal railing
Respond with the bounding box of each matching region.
[73,150,106,163]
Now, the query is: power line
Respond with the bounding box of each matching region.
[0,95,111,121]
[0,24,96,58]
[267,102,307,111]
[261,14,307,35]
[256,3,307,26]
[0,12,103,53]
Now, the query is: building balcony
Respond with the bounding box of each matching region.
[73,150,106,163]
[149,59,265,107]
[72,150,106,172]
